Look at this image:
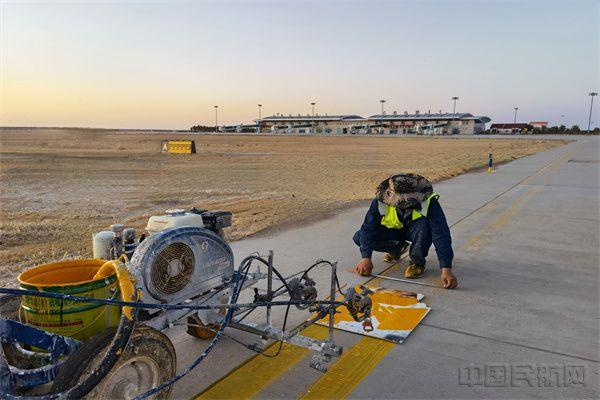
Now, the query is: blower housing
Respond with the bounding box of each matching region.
[128,226,234,304]
[92,208,234,306]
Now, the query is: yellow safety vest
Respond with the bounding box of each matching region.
[380,192,439,229]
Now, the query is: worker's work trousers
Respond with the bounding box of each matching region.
[352,217,431,267]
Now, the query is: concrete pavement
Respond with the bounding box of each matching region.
[170,136,599,399]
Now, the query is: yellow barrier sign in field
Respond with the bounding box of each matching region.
[161,139,196,154]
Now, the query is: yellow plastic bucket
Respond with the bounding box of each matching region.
[18,259,122,341]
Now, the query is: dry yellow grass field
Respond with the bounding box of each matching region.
[0,128,565,286]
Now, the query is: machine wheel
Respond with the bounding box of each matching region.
[52,325,176,399]
[186,315,219,340]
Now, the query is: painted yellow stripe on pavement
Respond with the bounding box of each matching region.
[298,262,422,399]
[296,265,395,400]
[196,268,399,400]
[299,337,395,399]
[195,325,329,400]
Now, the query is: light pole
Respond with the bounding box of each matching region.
[214,105,218,133]
[257,104,262,133]
[380,99,386,133]
[588,92,598,134]
[451,96,459,118]
[310,102,316,133]
[513,107,519,124]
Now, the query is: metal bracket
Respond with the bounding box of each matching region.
[309,341,342,372]
[227,257,345,372]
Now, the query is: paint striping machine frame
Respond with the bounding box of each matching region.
[0,208,373,399]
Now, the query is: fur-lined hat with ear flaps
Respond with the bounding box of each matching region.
[376,173,433,209]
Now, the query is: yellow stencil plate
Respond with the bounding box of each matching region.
[315,286,430,343]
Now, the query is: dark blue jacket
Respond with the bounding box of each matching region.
[358,198,453,268]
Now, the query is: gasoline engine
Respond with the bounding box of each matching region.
[91,209,236,331]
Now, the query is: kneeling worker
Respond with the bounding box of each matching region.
[353,173,458,289]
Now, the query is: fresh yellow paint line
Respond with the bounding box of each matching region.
[195,325,329,400]
[196,266,404,400]
[300,337,395,399]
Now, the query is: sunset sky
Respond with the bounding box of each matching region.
[1,0,598,129]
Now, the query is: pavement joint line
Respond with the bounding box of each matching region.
[420,322,600,364]
[460,183,544,253]
[520,183,600,189]
[488,211,597,223]
[445,143,578,229]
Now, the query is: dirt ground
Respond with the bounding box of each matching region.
[0,128,565,286]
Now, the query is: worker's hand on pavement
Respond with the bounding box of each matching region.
[355,258,373,276]
[441,268,458,289]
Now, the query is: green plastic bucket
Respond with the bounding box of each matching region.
[18,259,121,341]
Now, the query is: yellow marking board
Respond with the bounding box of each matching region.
[161,139,196,154]
[316,286,430,344]
[196,325,329,400]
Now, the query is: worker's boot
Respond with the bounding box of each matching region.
[404,261,425,279]
[383,252,401,263]
[383,241,409,263]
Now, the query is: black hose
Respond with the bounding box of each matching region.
[234,260,333,359]
[235,260,344,329]
[64,315,136,399]
[300,260,347,296]
[256,301,292,358]
[244,255,294,296]
[259,260,345,359]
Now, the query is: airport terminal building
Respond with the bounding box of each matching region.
[257,112,491,135]
[257,115,363,135]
